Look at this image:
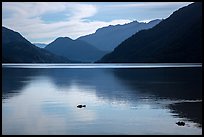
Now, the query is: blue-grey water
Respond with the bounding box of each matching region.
[2,63,202,135]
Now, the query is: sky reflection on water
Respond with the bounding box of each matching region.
[2,64,202,135]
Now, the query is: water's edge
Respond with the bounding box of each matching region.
[2,63,202,68]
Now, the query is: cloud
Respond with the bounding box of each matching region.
[3,2,191,44]
[2,2,132,44]
[106,2,193,9]
[69,4,97,21]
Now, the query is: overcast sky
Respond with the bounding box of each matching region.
[2,2,192,44]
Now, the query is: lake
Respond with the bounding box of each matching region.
[2,63,202,135]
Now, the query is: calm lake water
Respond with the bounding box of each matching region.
[2,63,202,135]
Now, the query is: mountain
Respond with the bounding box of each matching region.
[98,2,202,63]
[45,37,107,62]
[77,19,161,52]
[33,43,47,48]
[2,27,71,63]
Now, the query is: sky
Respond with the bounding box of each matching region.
[2,2,192,44]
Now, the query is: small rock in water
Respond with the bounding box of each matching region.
[77,104,86,108]
[176,121,185,126]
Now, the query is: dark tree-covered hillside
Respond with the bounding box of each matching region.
[2,27,71,63]
[98,2,202,63]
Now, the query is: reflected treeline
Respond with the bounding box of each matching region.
[2,68,40,99]
[2,68,141,102]
[112,67,202,127]
[2,67,202,127]
[168,102,202,127]
[2,67,202,101]
[35,68,143,102]
[112,67,202,100]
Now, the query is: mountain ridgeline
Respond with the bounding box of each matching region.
[2,27,71,63]
[45,37,107,62]
[78,19,161,52]
[2,2,201,63]
[98,2,202,63]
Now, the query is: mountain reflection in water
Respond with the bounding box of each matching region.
[2,64,202,135]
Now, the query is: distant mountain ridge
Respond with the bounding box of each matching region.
[2,27,71,63]
[98,2,202,63]
[33,43,47,48]
[45,37,107,62]
[77,19,161,52]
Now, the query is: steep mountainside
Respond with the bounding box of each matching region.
[98,2,202,63]
[2,27,71,63]
[45,37,107,62]
[77,19,161,52]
